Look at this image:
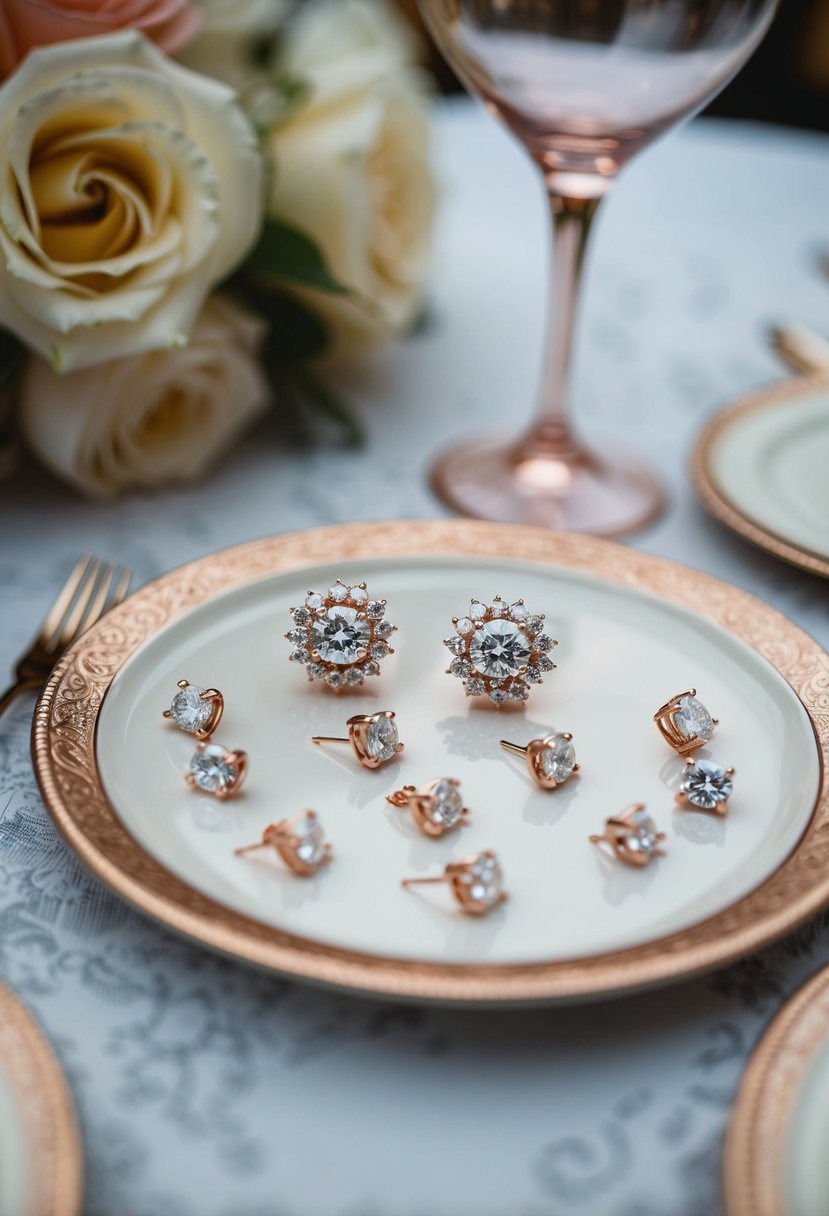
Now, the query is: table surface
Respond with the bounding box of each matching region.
[1,99,828,1216]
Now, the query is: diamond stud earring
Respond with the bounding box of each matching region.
[500,731,579,790]
[654,689,718,755]
[234,811,332,876]
[163,679,224,739]
[185,741,248,799]
[386,777,469,837]
[589,804,666,867]
[402,851,507,915]
[444,595,556,705]
[311,710,403,769]
[676,758,734,815]
[286,579,397,690]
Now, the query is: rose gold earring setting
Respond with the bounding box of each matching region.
[386,777,469,837]
[163,679,224,739]
[311,710,403,769]
[402,850,507,915]
[185,742,248,799]
[654,689,718,755]
[286,579,397,689]
[676,757,734,815]
[500,731,579,790]
[234,811,332,876]
[443,594,556,706]
[589,804,665,867]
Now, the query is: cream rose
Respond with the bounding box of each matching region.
[20,294,270,497]
[0,32,263,372]
[268,0,436,353]
[176,0,288,88]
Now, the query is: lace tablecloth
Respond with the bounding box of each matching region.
[1,101,828,1216]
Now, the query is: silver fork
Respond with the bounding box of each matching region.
[0,555,131,718]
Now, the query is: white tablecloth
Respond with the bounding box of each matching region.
[1,99,828,1216]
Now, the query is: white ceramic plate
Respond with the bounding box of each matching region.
[694,376,829,579]
[725,963,829,1216]
[34,522,829,1004]
[0,983,83,1216]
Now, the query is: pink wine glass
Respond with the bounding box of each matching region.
[419,0,777,535]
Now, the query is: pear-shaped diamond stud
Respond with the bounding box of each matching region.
[287,580,397,689]
[444,595,555,705]
[654,688,718,754]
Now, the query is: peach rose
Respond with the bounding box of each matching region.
[0,0,202,78]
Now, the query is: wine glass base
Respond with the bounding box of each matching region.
[430,433,666,537]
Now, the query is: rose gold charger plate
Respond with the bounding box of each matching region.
[32,521,829,1006]
[725,963,829,1216]
[693,375,829,580]
[0,982,83,1216]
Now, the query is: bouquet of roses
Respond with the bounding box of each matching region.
[0,0,436,495]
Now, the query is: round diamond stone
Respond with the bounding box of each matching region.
[367,600,385,619]
[540,735,576,784]
[526,615,544,635]
[367,716,398,762]
[489,688,507,705]
[489,599,505,617]
[351,586,368,605]
[305,592,323,610]
[346,667,365,685]
[430,779,463,828]
[627,809,659,854]
[465,677,485,696]
[294,813,326,867]
[450,657,471,678]
[469,601,486,620]
[466,853,503,907]
[292,606,311,625]
[509,679,529,701]
[311,606,370,665]
[674,695,714,743]
[189,744,237,793]
[510,602,528,621]
[169,685,211,734]
[681,759,733,809]
[469,619,531,679]
[455,617,474,636]
[329,583,348,602]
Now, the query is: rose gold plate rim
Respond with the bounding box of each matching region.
[32,520,829,1005]
[0,982,83,1216]
[692,374,829,581]
[724,963,829,1216]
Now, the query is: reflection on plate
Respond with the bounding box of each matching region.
[33,521,829,1005]
[694,375,829,579]
[0,983,83,1216]
[725,963,829,1216]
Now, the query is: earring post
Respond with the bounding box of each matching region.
[234,841,267,856]
[500,740,527,756]
[401,876,445,887]
[311,736,349,745]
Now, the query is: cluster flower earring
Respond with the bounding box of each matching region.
[286,579,397,689]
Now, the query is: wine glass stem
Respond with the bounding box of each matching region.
[524,185,604,458]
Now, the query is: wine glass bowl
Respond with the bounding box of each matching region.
[419,0,778,535]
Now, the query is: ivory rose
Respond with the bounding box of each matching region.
[269,0,436,353]
[177,0,287,88]
[0,32,263,372]
[20,294,270,496]
[0,0,202,78]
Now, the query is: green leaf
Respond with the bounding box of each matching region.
[0,329,25,392]
[254,291,330,369]
[247,219,350,295]
[295,367,364,447]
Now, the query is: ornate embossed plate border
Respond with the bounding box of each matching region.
[693,375,829,581]
[32,521,829,1004]
[0,982,83,1216]
[724,963,829,1216]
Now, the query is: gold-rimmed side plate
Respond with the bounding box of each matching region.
[33,521,829,1006]
[693,375,829,579]
[724,963,829,1216]
[0,983,83,1216]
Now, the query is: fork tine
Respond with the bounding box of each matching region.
[38,555,94,645]
[49,557,102,653]
[77,562,116,638]
[110,566,131,611]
